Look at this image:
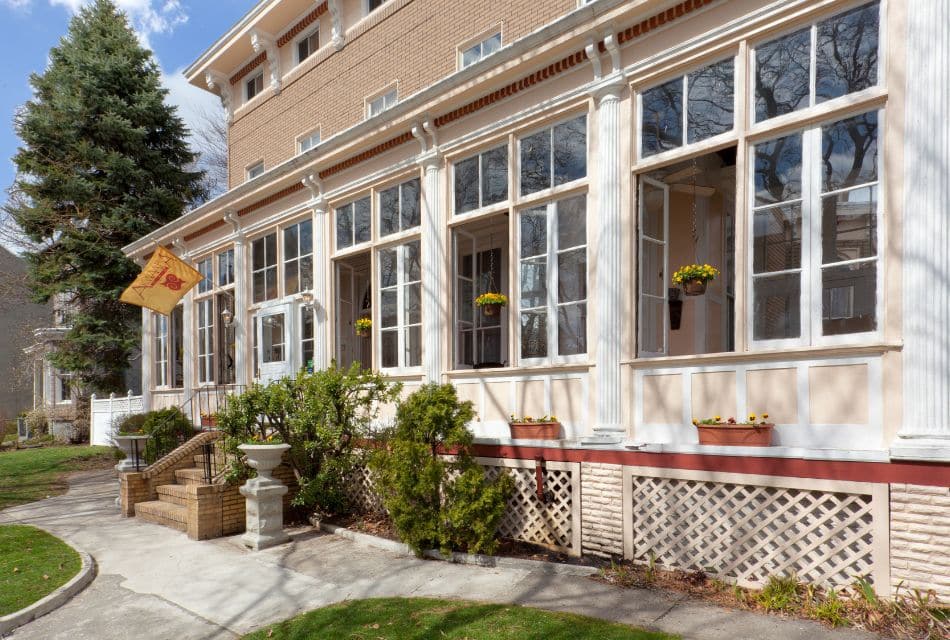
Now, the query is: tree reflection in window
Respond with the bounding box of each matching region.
[755,27,811,122]
[520,115,586,196]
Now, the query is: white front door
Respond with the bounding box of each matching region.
[255,302,293,383]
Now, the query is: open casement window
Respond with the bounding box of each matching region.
[454,225,507,369]
[336,258,373,370]
[518,194,587,363]
[751,110,880,346]
[638,177,670,357]
[753,2,880,123]
[378,241,422,371]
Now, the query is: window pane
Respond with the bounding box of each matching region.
[557,303,586,355]
[406,326,421,367]
[641,78,683,157]
[400,178,421,230]
[404,241,421,281]
[688,59,734,143]
[816,2,879,103]
[520,258,547,308]
[553,115,587,185]
[822,186,877,264]
[379,185,399,236]
[520,208,546,258]
[379,248,397,288]
[265,267,277,300]
[521,310,547,358]
[354,197,372,243]
[482,145,508,206]
[753,204,803,273]
[641,241,665,297]
[640,181,665,240]
[753,273,801,340]
[754,133,803,205]
[262,314,285,363]
[459,277,473,323]
[557,195,586,249]
[755,27,811,122]
[253,271,265,303]
[405,283,421,325]
[218,250,234,286]
[520,130,551,195]
[557,249,586,303]
[284,224,299,260]
[300,256,313,291]
[483,33,501,55]
[822,261,876,334]
[380,289,398,327]
[640,297,665,354]
[454,156,479,213]
[299,220,313,255]
[821,111,878,192]
[285,261,300,295]
[336,204,353,249]
[462,45,480,68]
[265,233,276,266]
[381,331,398,368]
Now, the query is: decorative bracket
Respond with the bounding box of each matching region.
[172,236,189,260]
[205,71,233,123]
[250,29,281,96]
[224,209,243,239]
[328,0,346,50]
[584,38,603,80]
[302,173,327,212]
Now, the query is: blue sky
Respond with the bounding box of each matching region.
[0,0,255,206]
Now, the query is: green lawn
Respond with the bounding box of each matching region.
[244,597,678,640]
[0,524,82,616]
[0,445,114,510]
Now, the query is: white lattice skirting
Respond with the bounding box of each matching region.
[344,457,581,556]
[622,467,890,589]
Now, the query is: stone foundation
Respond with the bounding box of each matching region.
[890,483,950,600]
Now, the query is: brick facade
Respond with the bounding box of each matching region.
[580,462,624,558]
[890,484,950,600]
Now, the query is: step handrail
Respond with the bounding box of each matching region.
[141,430,223,480]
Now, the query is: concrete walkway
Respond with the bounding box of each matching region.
[0,470,882,640]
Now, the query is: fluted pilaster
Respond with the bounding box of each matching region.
[420,154,444,383]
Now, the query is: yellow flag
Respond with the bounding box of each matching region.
[120,246,204,315]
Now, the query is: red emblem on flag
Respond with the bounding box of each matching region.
[162,273,184,291]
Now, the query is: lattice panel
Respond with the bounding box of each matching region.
[344,465,383,513]
[630,475,876,588]
[484,465,575,552]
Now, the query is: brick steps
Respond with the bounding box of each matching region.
[135,500,188,532]
[175,468,207,486]
[156,484,191,506]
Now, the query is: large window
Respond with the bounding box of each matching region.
[519,194,587,361]
[454,145,508,215]
[379,177,420,237]
[153,314,168,387]
[379,240,421,370]
[152,306,183,388]
[752,110,880,343]
[519,115,587,196]
[336,196,372,249]
[754,2,879,123]
[197,258,213,294]
[194,248,237,385]
[252,233,278,303]
[640,58,735,157]
[197,298,215,384]
[283,219,313,295]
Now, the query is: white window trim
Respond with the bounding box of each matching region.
[246,160,265,181]
[376,241,423,374]
[244,70,264,103]
[516,196,589,367]
[294,24,321,66]
[457,29,502,70]
[365,85,398,120]
[296,127,322,154]
[746,108,884,350]
[364,0,389,16]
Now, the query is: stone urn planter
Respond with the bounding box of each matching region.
[696,423,774,447]
[238,443,291,550]
[114,434,150,472]
[509,421,561,440]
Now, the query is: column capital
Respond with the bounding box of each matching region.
[590,74,626,105]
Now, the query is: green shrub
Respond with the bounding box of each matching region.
[121,408,196,464]
[24,409,48,437]
[114,413,147,435]
[370,383,513,556]
[217,363,401,516]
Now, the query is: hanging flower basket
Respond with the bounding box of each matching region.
[475,292,508,317]
[354,317,371,338]
[672,264,720,297]
[508,415,561,440]
[693,414,773,447]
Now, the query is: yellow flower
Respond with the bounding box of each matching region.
[691,418,699,425]
[762,413,769,420]
[714,415,721,422]
[748,413,756,422]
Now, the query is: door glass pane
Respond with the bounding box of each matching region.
[753,273,801,340]
[687,58,734,143]
[754,133,803,205]
[379,185,399,236]
[354,197,372,243]
[816,2,879,103]
[755,27,811,122]
[482,145,508,205]
[553,115,587,185]
[640,297,665,354]
[822,261,876,335]
[262,313,285,363]
[520,310,547,358]
[822,186,877,264]
[753,204,803,273]
[400,178,421,230]
[556,195,586,249]
[641,182,665,240]
[520,130,551,195]
[821,111,878,192]
[641,77,683,157]
[557,249,586,303]
[641,241,665,297]
[557,303,586,355]
[454,156,479,214]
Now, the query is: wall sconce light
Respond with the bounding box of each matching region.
[300,291,314,306]
[221,306,234,327]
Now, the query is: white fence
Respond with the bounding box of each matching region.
[90,391,144,446]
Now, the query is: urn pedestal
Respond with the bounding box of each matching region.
[238,443,291,550]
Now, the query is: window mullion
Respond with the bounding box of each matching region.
[396,246,405,369]
[547,203,557,360]
[804,126,821,344]
[681,75,689,147]
[809,24,818,109]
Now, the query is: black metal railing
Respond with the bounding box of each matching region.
[200,437,226,484]
[195,384,246,429]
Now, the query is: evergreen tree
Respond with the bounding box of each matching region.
[5,0,206,393]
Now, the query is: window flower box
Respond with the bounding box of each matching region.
[508,415,560,440]
[693,414,773,447]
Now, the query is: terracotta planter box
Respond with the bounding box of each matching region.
[200,416,217,427]
[696,423,774,447]
[509,421,561,440]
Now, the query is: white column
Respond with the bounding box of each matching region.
[311,200,330,370]
[232,233,249,387]
[584,79,626,444]
[893,0,950,461]
[420,153,444,383]
[141,307,152,412]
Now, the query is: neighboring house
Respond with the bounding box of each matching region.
[25,294,79,438]
[0,247,50,424]
[122,0,950,598]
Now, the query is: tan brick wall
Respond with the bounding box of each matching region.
[580,462,624,558]
[890,483,950,600]
[227,0,575,187]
